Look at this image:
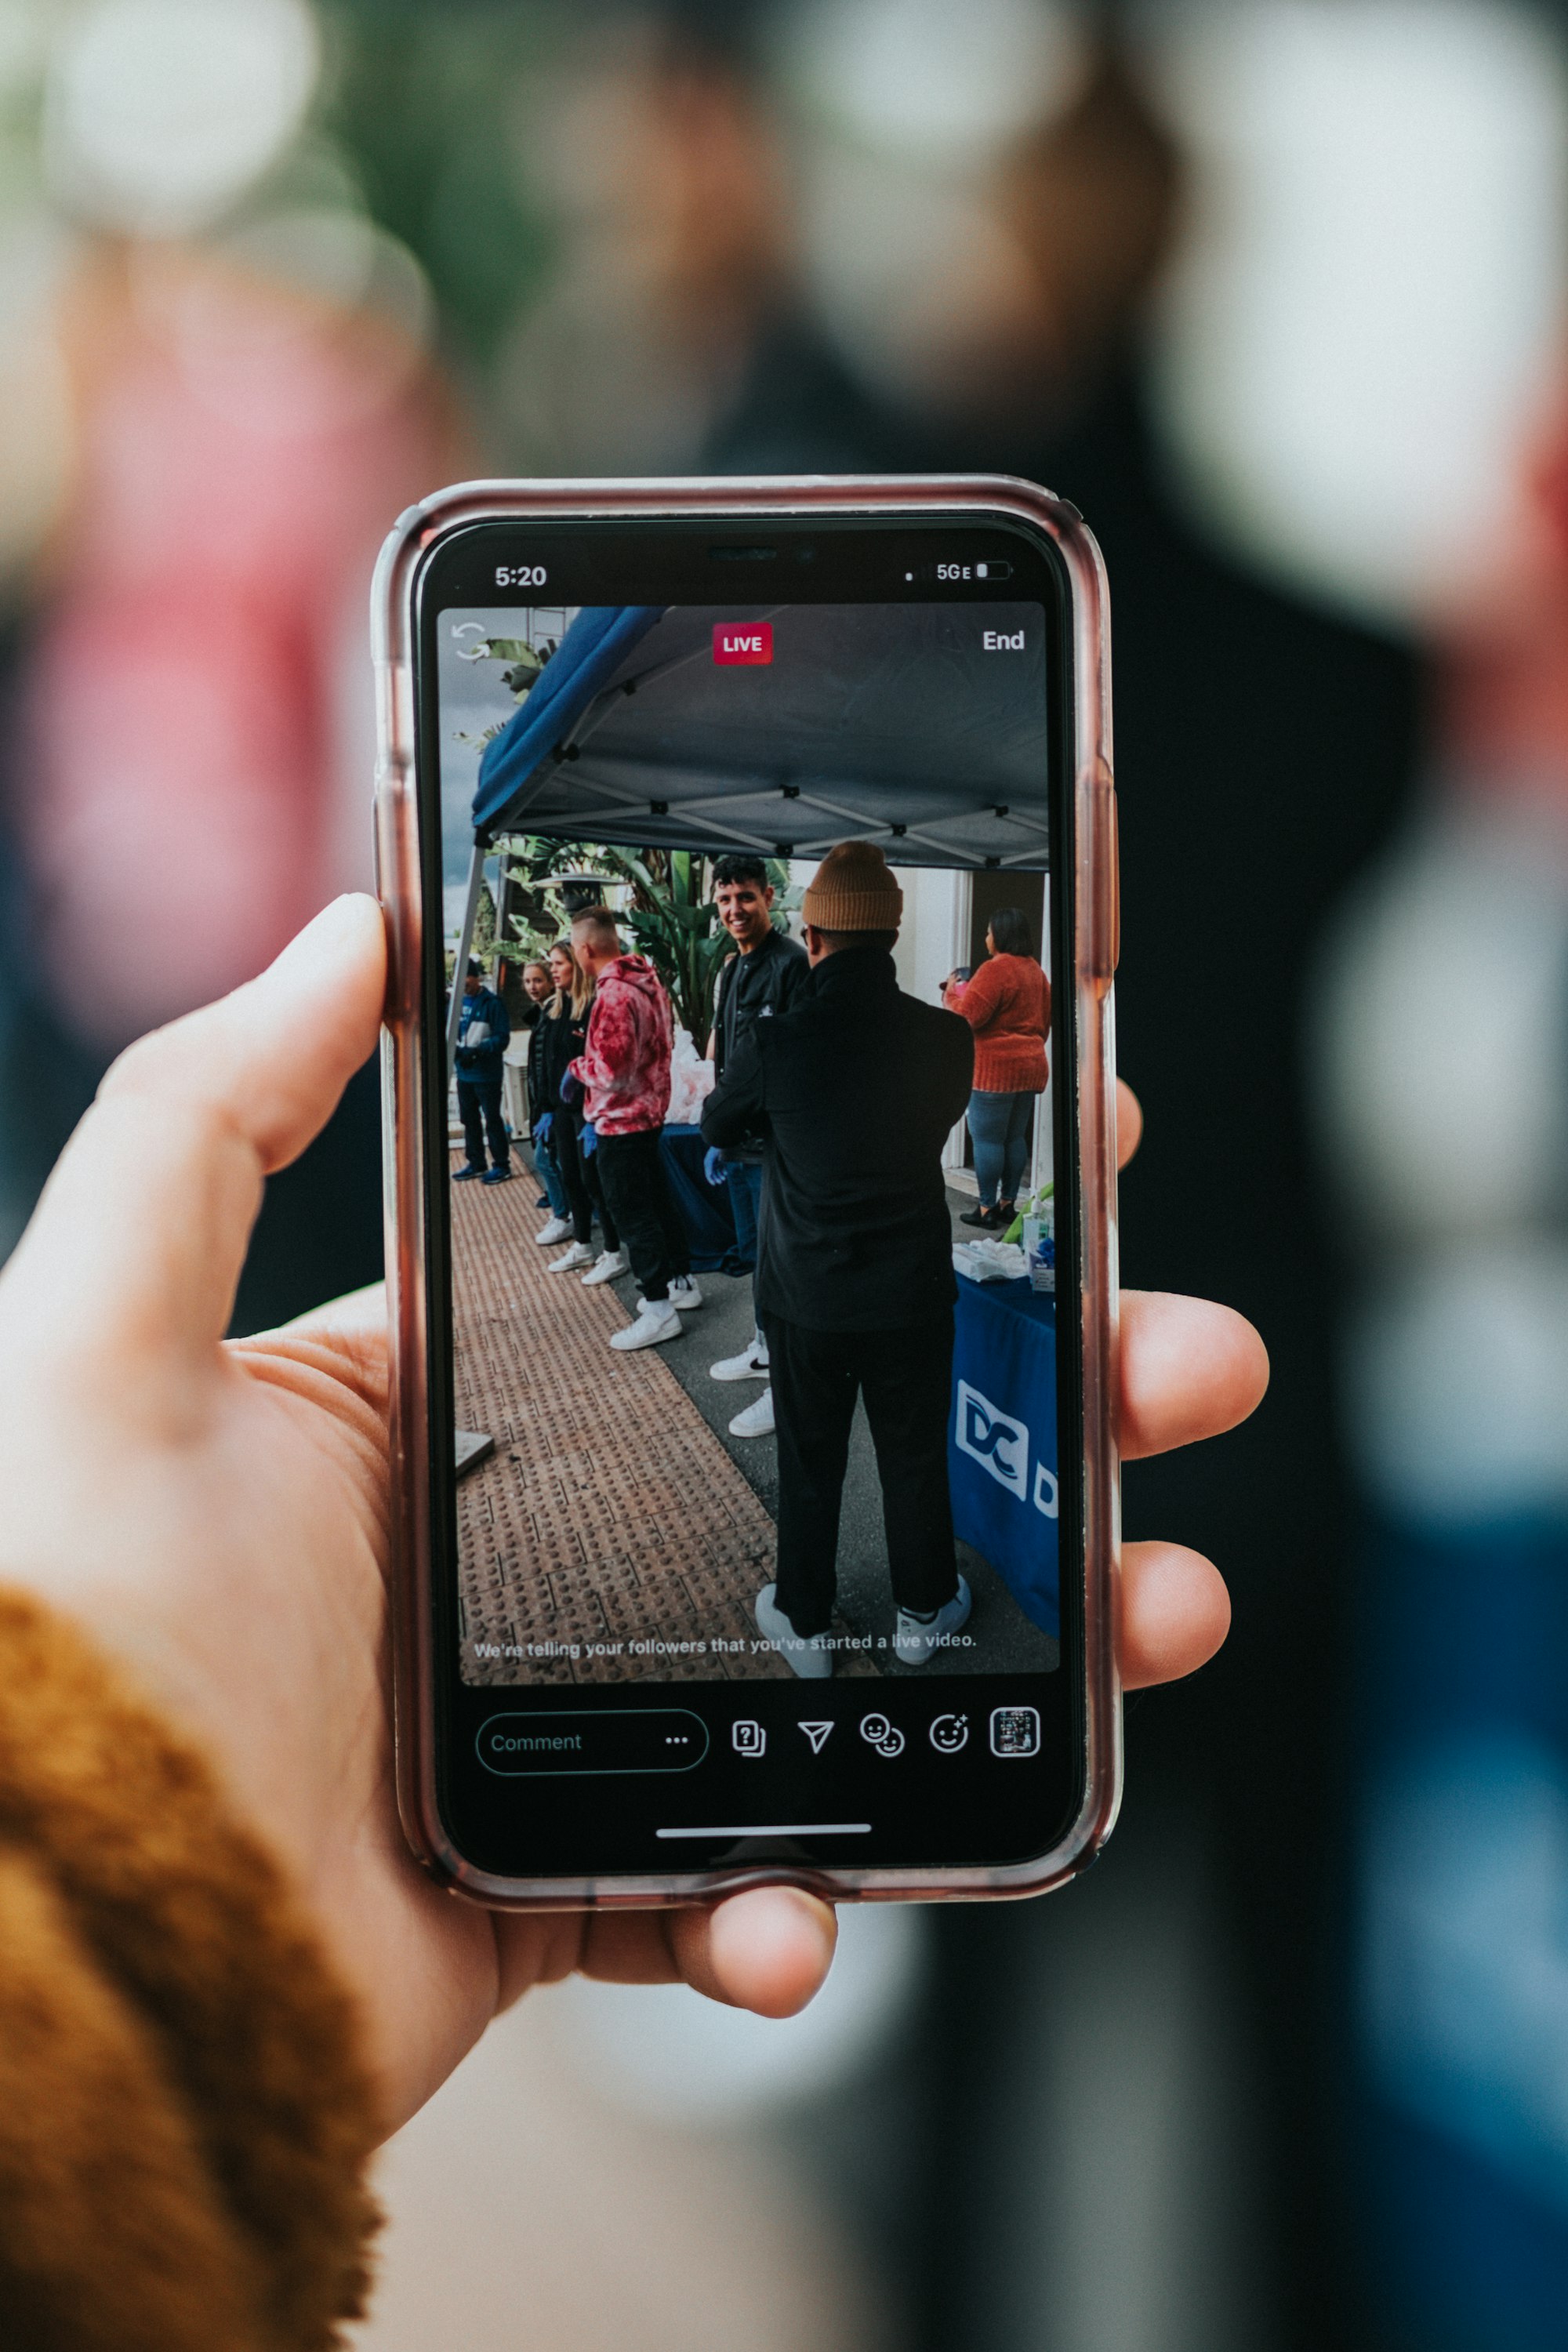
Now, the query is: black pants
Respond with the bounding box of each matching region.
[763,1309,959,1637]
[555,1105,617,1250]
[594,1129,689,1301]
[456,1077,509,1174]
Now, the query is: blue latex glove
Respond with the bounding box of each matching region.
[581,1122,597,1158]
[560,1071,583,1107]
[703,1146,727,1186]
[532,1112,553,1145]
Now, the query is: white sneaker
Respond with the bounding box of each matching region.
[608,1298,681,1352]
[634,1275,702,1312]
[546,1241,594,1274]
[893,1576,973,1668]
[755,1583,832,1679]
[710,1341,769,1382]
[534,1215,572,1246]
[728,1387,775,1439]
[581,1249,630,1287]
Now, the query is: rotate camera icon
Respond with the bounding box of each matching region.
[859,1712,906,1759]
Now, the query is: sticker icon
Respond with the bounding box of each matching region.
[859,1712,906,1759]
[798,1721,833,1755]
[732,1719,766,1758]
[989,1706,1040,1759]
[930,1713,970,1755]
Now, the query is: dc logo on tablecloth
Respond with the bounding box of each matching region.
[956,1382,1029,1494]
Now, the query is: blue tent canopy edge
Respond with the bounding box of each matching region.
[472,605,664,840]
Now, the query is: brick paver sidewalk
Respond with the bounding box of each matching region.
[451,1150,816,1686]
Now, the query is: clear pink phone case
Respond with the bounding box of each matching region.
[371,474,1120,1909]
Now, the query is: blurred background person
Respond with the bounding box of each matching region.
[1316,354,1568,2351]
[695,16,1417,2347]
[0,0,463,1319]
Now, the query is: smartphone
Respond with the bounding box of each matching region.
[372,476,1120,1907]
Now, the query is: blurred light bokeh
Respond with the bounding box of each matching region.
[8,3,1568,2345]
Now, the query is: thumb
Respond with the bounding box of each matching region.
[100,894,387,1174]
[1,897,387,1367]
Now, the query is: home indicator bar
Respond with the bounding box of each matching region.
[655,1823,873,1839]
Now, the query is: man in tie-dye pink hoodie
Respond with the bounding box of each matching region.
[568,907,699,1351]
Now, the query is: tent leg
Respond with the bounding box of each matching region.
[492,847,509,967]
[447,843,486,1066]
[942,869,974,1174]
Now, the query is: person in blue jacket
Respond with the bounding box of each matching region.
[452,958,511,1185]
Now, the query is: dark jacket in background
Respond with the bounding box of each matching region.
[702,946,972,1330]
[452,985,509,1085]
[708,336,1421,2352]
[522,1000,560,1124]
[535,995,587,1109]
[712,926,811,1159]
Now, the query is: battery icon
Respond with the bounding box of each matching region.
[974,561,1013,580]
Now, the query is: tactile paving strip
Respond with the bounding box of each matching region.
[449,1152,872,1686]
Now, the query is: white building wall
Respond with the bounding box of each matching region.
[893,866,973,1178]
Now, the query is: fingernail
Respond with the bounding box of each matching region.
[767,1885,837,1960]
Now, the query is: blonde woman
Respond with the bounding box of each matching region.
[539,939,624,1281]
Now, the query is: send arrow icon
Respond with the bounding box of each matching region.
[798,1722,833,1755]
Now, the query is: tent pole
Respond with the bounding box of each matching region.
[492,845,509,977]
[447,842,486,1066]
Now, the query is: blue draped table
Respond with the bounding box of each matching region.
[659,1124,747,1275]
[948,1276,1058,1635]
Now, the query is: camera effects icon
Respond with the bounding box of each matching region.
[929,1713,969,1755]
[859,1712,906,1759]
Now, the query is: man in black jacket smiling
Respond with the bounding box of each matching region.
[702,842,974,1678]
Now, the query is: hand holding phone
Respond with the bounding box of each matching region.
[0,897,1257,2129]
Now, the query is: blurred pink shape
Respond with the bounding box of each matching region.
[1440,374,1568,802]
[17,250,456,1047]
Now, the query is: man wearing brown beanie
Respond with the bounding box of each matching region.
[702,840,975,1675]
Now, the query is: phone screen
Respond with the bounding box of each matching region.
[412,514,1086,1883]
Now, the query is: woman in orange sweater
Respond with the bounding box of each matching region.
[943,906,1051,1230]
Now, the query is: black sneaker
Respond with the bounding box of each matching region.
[452,1164,485,1181]
[960,1203,996,1227]
[482,1167,512,1186]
